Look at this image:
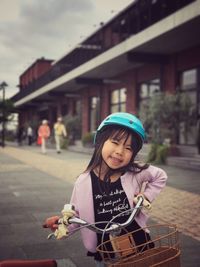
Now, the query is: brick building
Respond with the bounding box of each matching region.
[12,0,200,150]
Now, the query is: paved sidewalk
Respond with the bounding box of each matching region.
[0,147,94,267]
[0,144,200,267]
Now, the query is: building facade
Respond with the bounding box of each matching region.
[12,0,200,149]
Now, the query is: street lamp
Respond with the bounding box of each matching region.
[0,81,8,147]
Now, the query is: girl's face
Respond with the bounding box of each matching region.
[101,134,133,171]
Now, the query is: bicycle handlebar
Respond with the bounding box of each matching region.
[47,195,150,239]
[69,195,144,233]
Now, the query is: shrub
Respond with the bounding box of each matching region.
[82,132,95,147]
[147,143,158,163]
[147,143,169,164]
[63,115,82,143]
[61,138,69,149]
[154,145,169,164]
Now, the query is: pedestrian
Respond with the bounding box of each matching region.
[16,125,24,146]
[27,125,33,146]
[37,120,50,154]
[54,117,67,153]
[44,112,167,266]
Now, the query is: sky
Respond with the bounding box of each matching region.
[0,0,134,98]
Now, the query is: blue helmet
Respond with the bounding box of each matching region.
[94,112,146,146]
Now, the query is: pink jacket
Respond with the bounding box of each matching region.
[69,165,167,252]
[38,125,50,139]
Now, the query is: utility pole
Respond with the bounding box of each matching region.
[0,81,8,147]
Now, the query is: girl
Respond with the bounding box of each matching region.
[44,112,167,267]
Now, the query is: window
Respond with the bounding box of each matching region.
[139,79,160,141]
[140,79,160,100]
[139,78,160,114]
[181,69,197,91]
[179,69,198,145]
[90,96,100,132]
[180,69,197,108]
[110,88,127,113]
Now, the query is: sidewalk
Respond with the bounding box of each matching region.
[0,143,200,267]
[0,145,94,267]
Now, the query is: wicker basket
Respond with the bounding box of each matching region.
[96,224,181,267]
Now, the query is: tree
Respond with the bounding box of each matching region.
[139,92,195,144]
[139,92,195,163]
[63,114,82,144]
[0,99,15,146]
[0,99,15,123]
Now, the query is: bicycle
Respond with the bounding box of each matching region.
[0,196,180,267]
[46,195,181,267]
[0,259,57,267]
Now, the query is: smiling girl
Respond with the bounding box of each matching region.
[45,112,167,267]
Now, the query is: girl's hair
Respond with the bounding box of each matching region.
[85,125,149,180]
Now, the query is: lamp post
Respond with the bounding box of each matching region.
[0,81,8,147]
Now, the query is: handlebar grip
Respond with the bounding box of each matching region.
[133,195,151,210]
[142,198,151,210]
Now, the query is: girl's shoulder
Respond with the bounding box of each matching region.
[135,164,167,182]
[143,164,167,174]
[124,164,167,180]
[75,171,91,185]
[134,161,166,173]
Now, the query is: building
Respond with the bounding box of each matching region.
[12,0,200,151]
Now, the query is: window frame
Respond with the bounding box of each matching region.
[110,88,127,113]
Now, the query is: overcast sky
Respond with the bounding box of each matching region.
[0,0,133,98]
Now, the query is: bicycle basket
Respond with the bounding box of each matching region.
[96,224,181,267]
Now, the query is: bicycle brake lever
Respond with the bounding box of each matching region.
[47,233,56,239]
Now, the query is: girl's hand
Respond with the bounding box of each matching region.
[133,193,152,210]
[43,216,60,231]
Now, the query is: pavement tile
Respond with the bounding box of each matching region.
[149,186,200,241]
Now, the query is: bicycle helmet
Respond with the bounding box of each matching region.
[94,112,146,146]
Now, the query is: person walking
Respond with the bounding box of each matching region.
[16,125,24,146]
[27,125,33,146]
[37,120,50,154]
[54,117,67,154]
[44,112,167,267]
